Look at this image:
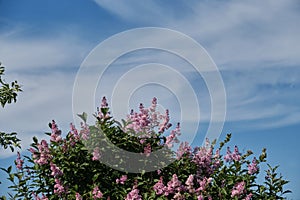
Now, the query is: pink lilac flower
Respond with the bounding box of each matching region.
[224,147,233,162]
[148,98,160,126]
[248,157,259,174]
[92,147,101,161]
[177,141,191,159]
[50,120,62,143]
[33,193,48,200]
[15,151,23,170]
[75,193,82,200]
[101,96,108,108]
[126,184,142,200]
[224,145,242,163]
[50,162,63,177]
[158,109,171,133]
[232,145,241,161]
[139,139,145,144]
[196,177,212,192]
[165,132,176,148]
[165,174,182,195]
[153,176,165,195]
[116,175,127,184]
[35,140,51,165]
[212,149,221,169]
[69,123,78,136]
[231,181,245,198]
[80,122,90,140]
[54,178,66,195]
[68,123,80,146]
[150,97,157,112]
[165,123,180,148]
[125,104,151,135]
[70,123,80,143]
[92,186,103,199]
[185,174,194,193]
[97,97,110,119]
[143,143,151,156]
[173,192,184,200]
[193,144,213,175]
[197,195,204,200]
[61,139,68,153]
[244,193,253,200]
[124,97,179,138]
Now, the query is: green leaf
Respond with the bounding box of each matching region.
[7,166,12,173]
[33,136,38,144]
[77,112,88,123]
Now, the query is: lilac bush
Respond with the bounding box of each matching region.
[1,97,291,199]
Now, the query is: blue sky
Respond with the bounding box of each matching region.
[0,0,300,198]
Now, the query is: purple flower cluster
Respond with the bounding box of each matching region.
[126,184,142,200]
[92,147,101,161]
[92,186,103,200]
[30,140,51,165]
[33,193,48,200]
[50,120,62,143]
[231,181,245,197]
[80,121,90,140]
[50,162,63,177]
[248,157,259,174]
[192,141,214,176]
[54,178,66,195]
[125,97,172,137]
[165,122,181,148]
[15,151,23,170]
[224,146,241,162]
[97,97,110,120]
[116,175,127,184]
[153,174,214,199]
[176,141,192,160]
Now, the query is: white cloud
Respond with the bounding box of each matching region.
[1,0,300,157]
[93,0,174,24]
[94,0,300,69]
[0,33,90,71]
[173,0,300,69]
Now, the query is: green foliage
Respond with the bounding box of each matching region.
[0,62,22,108]
[0,62,22,151]
[0,132,21,152]
[0,107,291,199]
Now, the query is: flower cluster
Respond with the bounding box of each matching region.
[224,146,241,162]
[248,157,259,175]
[125,97,172,137]
[15,151,23,170]
[125,184,142,200]
[1,97,291,200]
[50,120,62,143]
[116,175,128,184]
[30,140,51,165]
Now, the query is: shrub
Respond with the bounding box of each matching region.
[1,97,291,199]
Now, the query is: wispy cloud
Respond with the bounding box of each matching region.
[0,31,90,71]
[93,0,300,130]
[1,0,299,158]
[93,0,178,25]
[94,0,300,68]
